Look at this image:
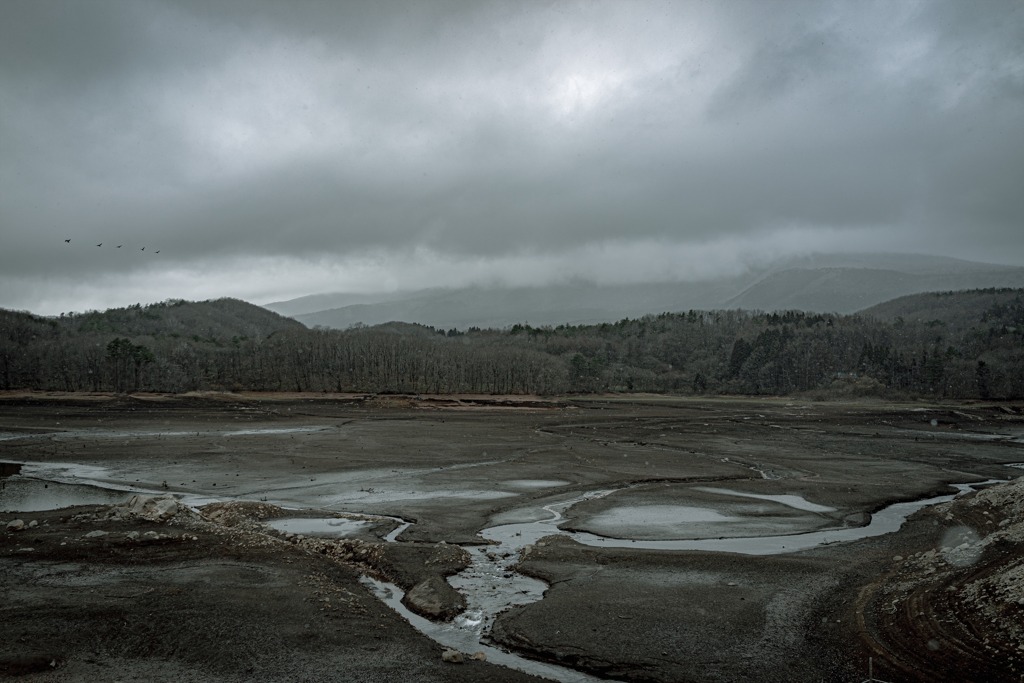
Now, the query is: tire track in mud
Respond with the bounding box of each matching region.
[855,516,1024,682]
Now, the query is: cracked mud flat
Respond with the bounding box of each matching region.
[2,391,1023,682]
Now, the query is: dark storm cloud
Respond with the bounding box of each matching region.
[1,0,1022,313]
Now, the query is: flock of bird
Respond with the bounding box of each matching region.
[63,238,160,254]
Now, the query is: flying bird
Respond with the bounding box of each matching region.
[140,247,145,251]
[64,239,70,243]
[96,243,102,247]
[154,250,160,254]
[117,245,122,248]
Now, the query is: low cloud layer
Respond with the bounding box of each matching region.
[2,0,1022,314]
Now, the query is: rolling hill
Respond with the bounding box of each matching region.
[1,298,305,345]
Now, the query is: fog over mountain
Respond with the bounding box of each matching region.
[265,253,1024,330]
[3,1,1022,316]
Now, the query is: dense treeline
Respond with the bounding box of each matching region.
[1,291,1022,399]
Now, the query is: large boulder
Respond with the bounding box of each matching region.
[402,576,466,621]
[123,494,179,522]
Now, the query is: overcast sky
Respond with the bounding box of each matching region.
[2,0,1022,315]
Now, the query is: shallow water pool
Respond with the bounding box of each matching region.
[265,517,372,537]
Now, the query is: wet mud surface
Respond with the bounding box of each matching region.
[2,391,1023,681]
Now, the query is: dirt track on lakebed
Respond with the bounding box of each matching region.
[2,392,1023,682]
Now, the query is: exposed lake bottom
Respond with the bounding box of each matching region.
[2,457,1000,683]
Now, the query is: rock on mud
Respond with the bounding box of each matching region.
[121,494,179,522]
[402,575,467,621]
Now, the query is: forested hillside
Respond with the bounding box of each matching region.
[1,291,1022,399]
[859,288,1024,333]
[0,299,303,393]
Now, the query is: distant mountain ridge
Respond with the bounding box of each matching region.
[284,279,756,331]
[265,253,1024,330]
[723,266,1024,313]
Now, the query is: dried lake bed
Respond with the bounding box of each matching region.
[2,392,1023,682]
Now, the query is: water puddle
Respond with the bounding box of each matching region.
[1,461,163,511]
[581,504,740,538]
[561,482,998,555]
[1,477,129,512]
[332,489,516,505]
[222,426,332,437]
[266,512,414,543]
[265,517,372,538]
[503,479,570,490]
[694,487,836,513]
